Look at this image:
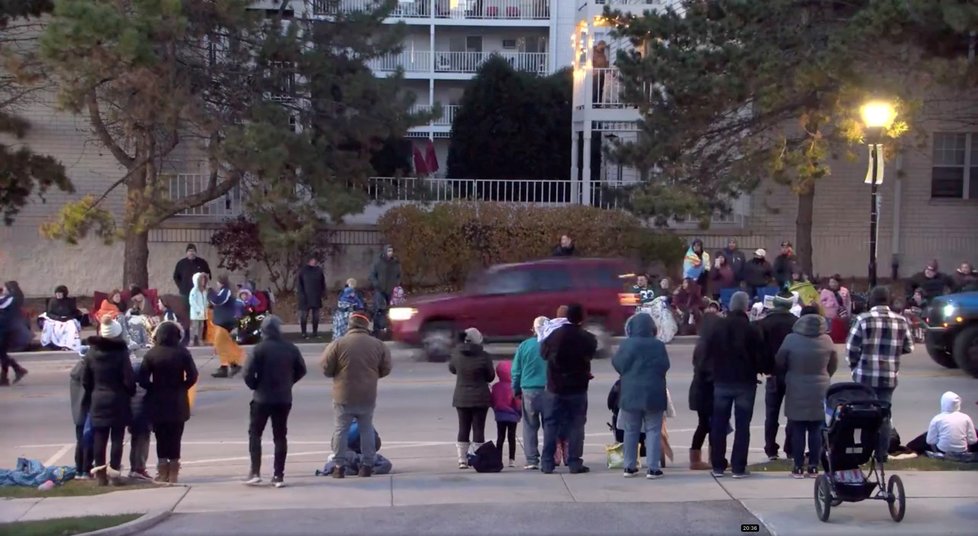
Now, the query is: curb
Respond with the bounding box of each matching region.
[80,508,171,536]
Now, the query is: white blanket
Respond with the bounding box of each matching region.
[39,314,82,352]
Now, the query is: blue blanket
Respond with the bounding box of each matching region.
[0,458,77,487]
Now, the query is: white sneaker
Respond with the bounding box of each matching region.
[244,475,262,486]
[508,459,516,468]
[523,463,539,470]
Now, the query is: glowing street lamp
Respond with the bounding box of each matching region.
[860,100,896,288]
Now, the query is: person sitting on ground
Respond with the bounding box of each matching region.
[450,327,495,469]
[39,285,84,352]
[125,288,153,349]
[94,289,125,322]
[672,278,703,335]
[632,274,656,306]
[906,391,978,460]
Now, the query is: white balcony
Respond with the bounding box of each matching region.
[167,174,244,218]
[370,51,548,75]
[312,0,551,21]
[588,68,656,109]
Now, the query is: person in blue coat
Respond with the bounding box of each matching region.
[612,313,670,479]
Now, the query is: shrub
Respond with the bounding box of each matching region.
[378,202,687,288]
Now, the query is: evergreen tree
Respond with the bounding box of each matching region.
[0,0,72,225]
[36,0,424,287]
[609,0,977,272]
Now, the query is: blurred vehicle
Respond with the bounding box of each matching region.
[388,258,638,362]
[924,291,978,377]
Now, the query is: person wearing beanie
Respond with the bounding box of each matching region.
[82,316,136,486]
[539,303,598,474]
[242,316,307,487]
[701,291,765,478]
[846,286,914,463]
[756,292,799,460]
[511,316,549,470]
[449,327,494,469]
[321,312,392,478]
[172,243,212,317]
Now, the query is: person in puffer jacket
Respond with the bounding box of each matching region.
[491,361,521,468]
[188,273,209,346]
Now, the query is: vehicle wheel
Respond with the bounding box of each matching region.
[585,320,612,359]
[814,474,832,522]
[887,474,906,522]
[951,325,978,378]
[926,332,958,369]
[421,321,455,363]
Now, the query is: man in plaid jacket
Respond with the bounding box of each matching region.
[846,286,914,462]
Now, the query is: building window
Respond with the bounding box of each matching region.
[931,132,978,199]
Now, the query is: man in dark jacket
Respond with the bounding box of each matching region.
[552,234,576,257]
[539,303,597,474]
[172,244,211,303]
[743,249,774,298]
[951,262,977,293]
[296,257,327,339]
[773,241,797,288]
[716,239,746,285]
[908,261,953,304]
[369,245,402,335]
[756,296,797,460]
[243,315,307,488]
[703,291,765,478]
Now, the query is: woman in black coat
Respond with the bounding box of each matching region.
[0,281,29,385]
[687,306,722,470]
[83,316,136,485]
[449,328,495,469]
[138,321,198,484]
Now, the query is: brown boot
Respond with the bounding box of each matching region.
[167,460,180,484]
[155,459,170,483]
[689,449,711,470]
[331,465,346,479]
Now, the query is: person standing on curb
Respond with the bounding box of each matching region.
[243,315,307,488]
[511,316,549,470]
[540,303,597,475]
[704,291,765,478]
[450,328,495,469]
[139,321,198,484]
[846,286,914,463]
[369,245,401,336]
[322,312,391,478]
[757,296,797,460]
[296,257,326,340]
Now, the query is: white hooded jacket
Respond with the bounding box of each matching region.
[189,272,209,321]
[926,391,978,454]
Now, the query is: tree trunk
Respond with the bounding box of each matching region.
[123,229,150,290]
[795,184,815,277]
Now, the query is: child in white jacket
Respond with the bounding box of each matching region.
[925,391,977,456]
[188,272,209,346]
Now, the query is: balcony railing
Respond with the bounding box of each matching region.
[590,68,657,108]
[367,50,432,72]
[313,0,551,20]
[167,174,244,217]
[370,51,547,74]
[411,103,461,126]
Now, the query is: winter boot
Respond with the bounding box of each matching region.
[456,442,471,469]
[155,459,170,483]
[212,366,229,378]
[229,364,242,377]
[167,460,180,484]
[12,367,27,384]
[689,449,711,470]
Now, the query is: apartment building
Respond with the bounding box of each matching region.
[570,0,978,278]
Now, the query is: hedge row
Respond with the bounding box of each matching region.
[377,202,687,288]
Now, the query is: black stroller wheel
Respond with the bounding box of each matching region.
[887,474,906,522]
[814,474,832,522]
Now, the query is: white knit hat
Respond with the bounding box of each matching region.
[99,316,123,339]
[463,327,483,345]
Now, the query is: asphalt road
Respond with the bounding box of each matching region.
[0,343,973,534]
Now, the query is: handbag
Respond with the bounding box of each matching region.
[606,443,624,469]
[468,441,503,473]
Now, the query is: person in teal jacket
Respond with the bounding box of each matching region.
[612,313,670,479]
[511,316,549,470]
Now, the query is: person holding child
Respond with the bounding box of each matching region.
[491,361,520,468]
[450,327,495,469]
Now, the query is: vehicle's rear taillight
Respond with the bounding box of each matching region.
[618,293,638,306]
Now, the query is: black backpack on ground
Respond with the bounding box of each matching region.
[468,441,503,473]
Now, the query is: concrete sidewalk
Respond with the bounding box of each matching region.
[1,470,974,535]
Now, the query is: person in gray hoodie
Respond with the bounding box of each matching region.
[242,315,307,488]
[69,360,92,479]
[775,313,838,478]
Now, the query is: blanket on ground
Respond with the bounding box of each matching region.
[0,458,76,487]
[315,454,393,477]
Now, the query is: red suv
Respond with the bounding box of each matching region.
[388,257,638,361]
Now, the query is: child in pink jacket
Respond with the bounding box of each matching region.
[491,361,521,468]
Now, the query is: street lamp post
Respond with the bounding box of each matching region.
[860,100,897,289]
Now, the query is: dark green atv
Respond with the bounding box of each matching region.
[925,291,978,378]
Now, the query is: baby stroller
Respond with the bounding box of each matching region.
[815,382,906,523]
